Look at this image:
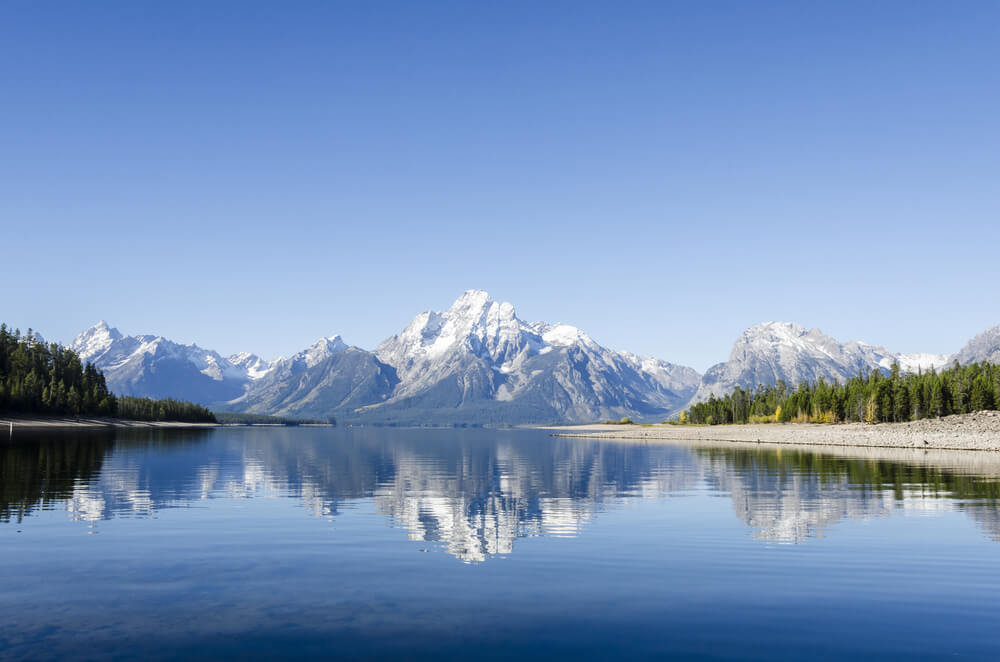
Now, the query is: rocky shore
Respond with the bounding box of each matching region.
[548,411,1000,452]
[0,415,218,435]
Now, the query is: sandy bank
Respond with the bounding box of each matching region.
[546,411,1000,452]
[0,415,218,434]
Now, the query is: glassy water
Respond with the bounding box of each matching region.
[3,427,1000,660]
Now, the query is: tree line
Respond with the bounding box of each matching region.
[683,361,1000,426]
[0,324,216,423]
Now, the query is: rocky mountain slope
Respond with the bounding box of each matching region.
[223,337,399,419]
[953,325,1000,366]
[68,299,995,424]
[70,292,700,424]
[687,322,950,406]
[70,321,256,403]
[361,290,701,424]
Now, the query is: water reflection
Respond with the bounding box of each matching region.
[0,431,114,524]
[694,443,1000,543]
[3,428,1000,559]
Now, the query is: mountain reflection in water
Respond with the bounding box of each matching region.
[3,427,1000,561]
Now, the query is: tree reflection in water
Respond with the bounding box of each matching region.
[4,428,1000,559]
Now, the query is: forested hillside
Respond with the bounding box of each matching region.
[0,324,215,423]
[685,362,1000,425]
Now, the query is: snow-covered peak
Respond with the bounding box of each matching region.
[70,321,125,363]
[741,321,807,342]
[737,322,844,357]
[228,352,278,380]
[69,322,260,384]
[373,290,700,418]
[379,291,528,369]
[443,291,522,350]
[448,289,494,317]
[689,321,959,408]
[295,335,348,368]
[732,322,892,365]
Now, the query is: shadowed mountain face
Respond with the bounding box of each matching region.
[7,428,1000,561]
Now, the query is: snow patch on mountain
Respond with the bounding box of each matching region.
[228,352,278,381]
[881,353,951,373]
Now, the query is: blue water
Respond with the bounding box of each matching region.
[2,427,1000,660]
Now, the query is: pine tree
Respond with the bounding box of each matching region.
[970,374,995,412]
[930,378,945,417]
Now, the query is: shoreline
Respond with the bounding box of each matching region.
[544,411,1000,452]
[0,415,219,433]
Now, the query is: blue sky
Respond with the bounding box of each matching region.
[2,1,998,371]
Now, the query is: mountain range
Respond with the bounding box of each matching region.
[67,291,999,424]
[687,321,953,404]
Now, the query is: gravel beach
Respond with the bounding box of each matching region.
[547,411,1000,452]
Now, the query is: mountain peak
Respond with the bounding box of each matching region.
[448,289,494,315]
[742,321,808,340]
[953,324,1000,365]
[370,291,701,421]
[689,321,950,408]
[89,319,122,339]
[70,320,123,361]
[295,335,348,368]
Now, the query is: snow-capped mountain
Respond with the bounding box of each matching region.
[364,290,701,424]
[890,353,953,373]
[69,321,267,403]
[67,301,991,425]
[953,325,1000,366]
[687,322,950,406]
[223,336,398,418]
[227,352,278,380]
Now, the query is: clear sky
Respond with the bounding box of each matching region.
[2,1,998,372]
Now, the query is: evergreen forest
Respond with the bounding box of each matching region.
[684,362,1000,425]
[0,324,216,423]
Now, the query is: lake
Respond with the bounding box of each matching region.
[3,426,1000,660]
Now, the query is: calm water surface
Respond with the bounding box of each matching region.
[2,427,1000,660]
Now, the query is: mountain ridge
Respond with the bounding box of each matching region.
[685,321,952,408]
[66,294,997,423]
[357,290,701,424]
